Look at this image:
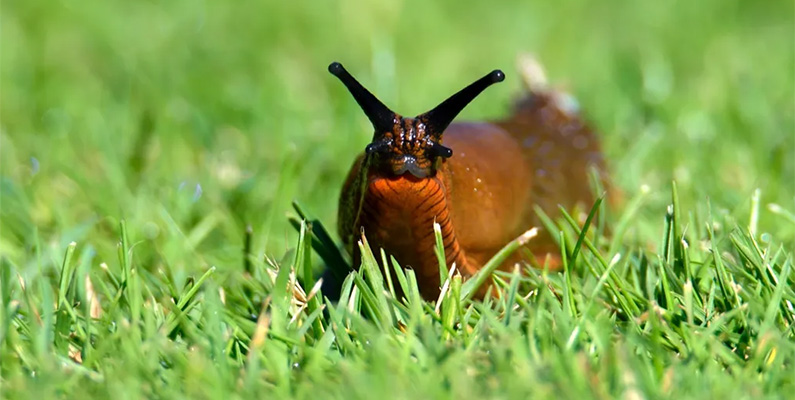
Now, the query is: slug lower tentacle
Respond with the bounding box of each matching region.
[332,58,607,300]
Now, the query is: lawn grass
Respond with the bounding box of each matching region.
[1,0,794,398]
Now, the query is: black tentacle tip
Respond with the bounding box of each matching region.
[489,70,506,83]
[328,62,345,76]
[365,140,390,155]
[431,142,453,158]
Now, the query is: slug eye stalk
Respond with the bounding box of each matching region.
[329,61,504,142]
[417,69,505,139]
[329,61,504,177]
[328,62,398,135]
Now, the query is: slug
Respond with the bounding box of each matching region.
[330,58,606,300]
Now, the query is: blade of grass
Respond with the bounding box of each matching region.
[461,228,538,302]
[566,196,603,268]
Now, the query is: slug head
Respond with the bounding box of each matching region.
[329,62,504,178]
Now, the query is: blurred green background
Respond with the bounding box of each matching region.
[2,0,793,278]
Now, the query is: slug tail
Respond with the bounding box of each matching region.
[496,54,611,261]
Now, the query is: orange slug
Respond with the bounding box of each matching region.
[330,58,606,300]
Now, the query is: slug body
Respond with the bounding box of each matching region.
[330,61,605,300]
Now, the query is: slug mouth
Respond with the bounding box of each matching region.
[393,155,430,178]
